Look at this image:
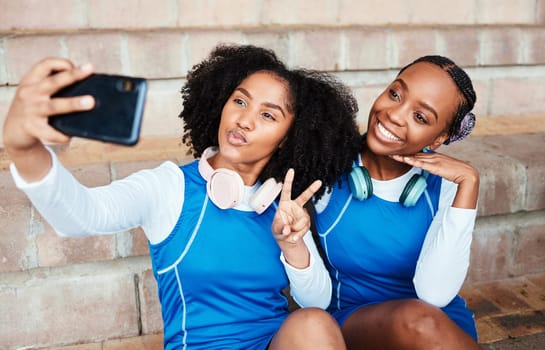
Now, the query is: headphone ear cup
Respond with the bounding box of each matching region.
[349,166,373,200]
[207,168,245,209]
[250,178,283,214]
[399,174,427,207]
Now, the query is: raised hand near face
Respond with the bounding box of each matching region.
[390,151,480,209]
[272,168,322,268]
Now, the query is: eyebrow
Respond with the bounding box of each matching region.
[395,78,439,121]
[235,87,286,118]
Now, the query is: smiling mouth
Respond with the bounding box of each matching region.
[377,122,401,141]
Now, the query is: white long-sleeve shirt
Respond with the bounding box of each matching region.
[10,147,331,308]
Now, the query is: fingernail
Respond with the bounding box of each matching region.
[80,63,92,72]
[292,236,299,242]
[80,96,93,107]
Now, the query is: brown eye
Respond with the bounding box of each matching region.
[389,89,400,101]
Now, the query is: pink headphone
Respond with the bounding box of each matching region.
[198,147,283,214]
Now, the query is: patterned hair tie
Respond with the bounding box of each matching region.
[445,112,475,144]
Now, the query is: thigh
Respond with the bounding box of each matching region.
[341,299,480,350]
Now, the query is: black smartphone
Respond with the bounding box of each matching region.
[48,73,147,146]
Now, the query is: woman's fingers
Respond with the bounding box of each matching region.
[38,63,94,96]
[279,168,295,202]
[294,179,322,207]
[21,57,75,85]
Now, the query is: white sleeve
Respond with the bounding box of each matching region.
[279,230,332,309]
[10,147,184,244]
[413,179,476,307]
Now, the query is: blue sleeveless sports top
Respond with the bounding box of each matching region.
[148,160,289,349]
[316,171,477,340]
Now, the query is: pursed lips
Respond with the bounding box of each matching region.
[227,129,248,145]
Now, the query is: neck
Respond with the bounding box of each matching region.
[360,146,412,181]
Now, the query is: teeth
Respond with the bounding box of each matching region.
[378,122,400,141]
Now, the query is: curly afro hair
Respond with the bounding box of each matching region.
[179,44,361,200]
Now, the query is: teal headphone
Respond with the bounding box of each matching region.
[348,147,430,207]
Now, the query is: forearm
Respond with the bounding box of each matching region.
[452,172,479,209]
[5,142,53,183]
[280,231,332,308]
[413,206,475,307]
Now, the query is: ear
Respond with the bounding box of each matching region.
[427,131,449,150]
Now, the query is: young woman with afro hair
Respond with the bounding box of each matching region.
[3,44,362,349]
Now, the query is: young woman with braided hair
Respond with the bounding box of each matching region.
[313,56,481,349]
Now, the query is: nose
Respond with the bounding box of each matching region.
[386,103,409,127]
[236,108,255,130]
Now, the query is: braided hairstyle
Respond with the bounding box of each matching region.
[399,55,477,144]
[179,44,361,200]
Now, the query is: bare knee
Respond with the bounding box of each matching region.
[392,299,445,344]
[269,308,346,350]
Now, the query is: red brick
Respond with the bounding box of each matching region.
[262,0,338,25]
[478,134,545,211]
[471,80,489,119]
[36,217,116,267]
[539,0,545,23]
[112,159,170,180]
[442,137,526,217]
[338,0,410,25]
[351,84,388,128]
[467,222,513,283]
[490,78,545,117]
[0,0,86,31]
[490,311,545,338]
[526,27,545,64]
[477,281,532,313]
[476,317,510,344]
[139,269,163,334]
[128,227,151,256]
[64,33,124,75]
[477,0,536,24]
[345,29,390,70]
[141,80,185,137]
[185,31,245,73]
[291,30,342,71]
[526,272,545,290]
[127,32,185,79]
[411,0,475,24]
[479,28,521,66]
[46,343,102,350]
[102,333,163,350]
[0,170,34,272]
[460,285,502,319]
[391,29,437,68]
[244,31,291,64]
[437,28,480,67]
[178,0,260,27]
[69,162,111,187]
[87,0,176,29]
[5,35,63,84]
[513,222,545,276]
[0,272,139,349]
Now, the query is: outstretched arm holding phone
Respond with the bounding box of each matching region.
[3,58,95,182]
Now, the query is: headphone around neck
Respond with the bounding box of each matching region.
[198,147,283,214]
[348,151,429,207]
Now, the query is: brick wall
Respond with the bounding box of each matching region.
[0,1,544,349]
